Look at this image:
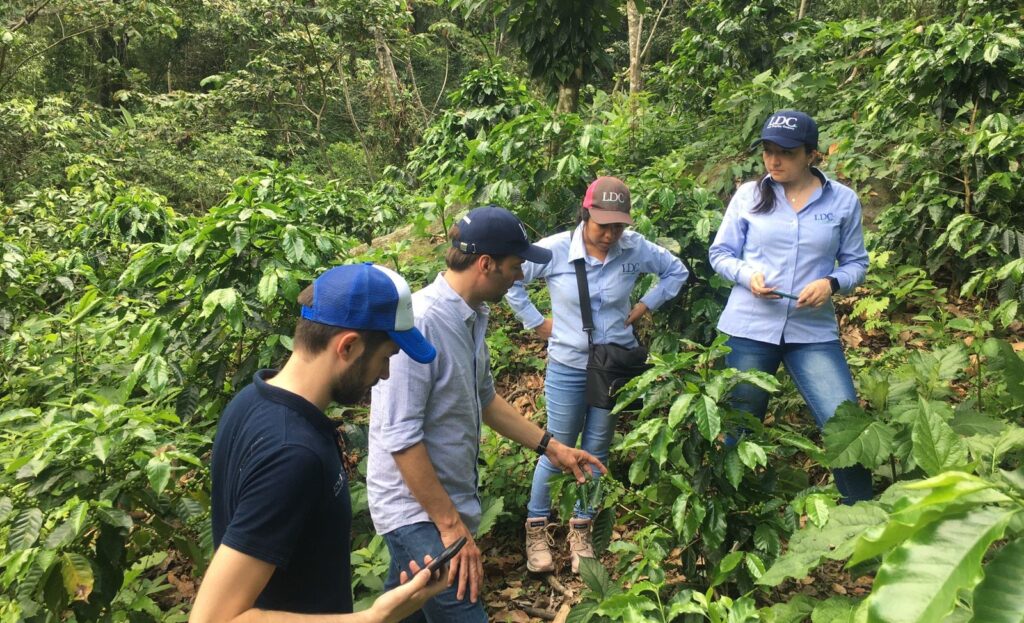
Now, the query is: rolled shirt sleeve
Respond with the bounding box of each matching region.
[505,257,551,330]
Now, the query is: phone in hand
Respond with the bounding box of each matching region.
[772,290,799,300]
[425,536,467,574]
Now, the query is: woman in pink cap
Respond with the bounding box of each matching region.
[505,176,689,573]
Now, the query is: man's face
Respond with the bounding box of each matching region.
[481,255,525,303]
[330,338,399,405]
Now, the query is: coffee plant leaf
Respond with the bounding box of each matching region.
[758,503,888,587]
[969,538,1024,623]
[823,403,897,469]
[60,552,94,602]
[8,508,44,552]
[911,400,969,477]
[866,507,1013,623]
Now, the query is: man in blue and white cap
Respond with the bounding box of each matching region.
[193,263,445,622]
[368,206,607,623]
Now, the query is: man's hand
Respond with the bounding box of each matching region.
[796,278,832,308]
[534,318,553,341]
[368,558,447,623]
[624,302,649,327]
[749,272,780,298]
[438,521,484,604]
[545,439,607,483]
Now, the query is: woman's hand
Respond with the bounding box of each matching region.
[625,302,649,327]
[749,272,780,298]
[796,279,832,308]
[534,318,553,340]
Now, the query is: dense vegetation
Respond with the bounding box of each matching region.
[1,0,1022,621]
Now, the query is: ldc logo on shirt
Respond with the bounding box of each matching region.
[622,263,639,274]
[333,471,346,497]
[814,213,835,222]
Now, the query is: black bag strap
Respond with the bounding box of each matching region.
[573,257,594,346]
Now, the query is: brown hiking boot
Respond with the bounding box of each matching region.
[525,518,555,573]
[567,518,595,574]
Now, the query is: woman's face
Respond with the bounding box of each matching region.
[762,141,815,184]
[583,218,626,255]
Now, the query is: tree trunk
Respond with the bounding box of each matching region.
[556,84,579,113]
[798,0,809,19]
[627,0,643,95]
[373,27,402,115]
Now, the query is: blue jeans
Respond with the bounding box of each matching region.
[725,335,873,504]
[383,522,487,623]
[527,360,615,520]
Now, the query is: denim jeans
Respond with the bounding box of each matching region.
[724,335,873,504]
[527,360,615,520]
[383,522,487,623]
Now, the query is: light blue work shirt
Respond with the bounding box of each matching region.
[708,169,868,344]
[367,273,495,535]
[505,224,688,370]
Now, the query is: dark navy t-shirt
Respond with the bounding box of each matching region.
[211,370,353,613]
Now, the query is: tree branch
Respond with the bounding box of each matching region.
[0,22,110,95]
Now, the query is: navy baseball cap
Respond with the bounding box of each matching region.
[752,110,819,150]
[301,263,436,363]
[451,206,553,264]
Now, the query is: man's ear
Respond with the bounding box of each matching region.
[332,331,363,362]
[477,254,495,274]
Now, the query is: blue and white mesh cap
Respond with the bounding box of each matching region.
[301,263,436,363]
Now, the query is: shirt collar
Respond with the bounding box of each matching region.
[434,272,489,325]
[760,167,833,192]
[253,369,337,440]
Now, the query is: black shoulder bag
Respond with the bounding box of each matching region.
[574,258,652,411]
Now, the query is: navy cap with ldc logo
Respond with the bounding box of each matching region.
[582,176,634,225]
[751,110,819,151]
[451,206,553,264]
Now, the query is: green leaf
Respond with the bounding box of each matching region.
[146,458,172,496]
[668,392,695,428]
[579,557,617,600]
[596,592,658,619]
[61,552,94,602]
[761,594,815,623]
[738,441,768,470]
[806,494,832,529]
[591,509,614,556]
[912,401,968,476]
[476,496,504,536]
[725,446,744,489]
[866,507,1013,623]
[969,538,1024,623]
[8,508,44,551]
[758,503,888,587]
[92,437,111,463]
[282,225,307,263]
[823,403,897,469]
[45,504,88,550]
[0,496,13,523]
[257,270,279,304]
[812,595,861,623]
[672,494,690,538]
[201,287,238,318]
[694,395,721,442]
[710,550,744,588]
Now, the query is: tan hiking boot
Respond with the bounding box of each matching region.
[567,518,595,574]
[525,518,555,573]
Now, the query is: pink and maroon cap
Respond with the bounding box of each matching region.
[582,176,633,225]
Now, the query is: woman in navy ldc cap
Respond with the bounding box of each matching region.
[708,110,873,504]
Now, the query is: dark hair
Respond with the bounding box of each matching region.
[293,284,391,355]
[445,223,508,272]
[576,207,592,224]
[751,144,819,215]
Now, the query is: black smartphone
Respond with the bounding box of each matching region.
[425,536,467,573]
[772,290,799,300]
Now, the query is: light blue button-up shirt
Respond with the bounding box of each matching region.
[505,225,688,370]
[368,273,495,535]
[709,170,868,344]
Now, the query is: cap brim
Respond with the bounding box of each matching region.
[518,244,553,264]
[588,208,634,225]
[751,136,805,150]
[389,327,437,364]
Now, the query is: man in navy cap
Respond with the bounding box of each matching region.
[368,206,607,622]
[192,264,445,622]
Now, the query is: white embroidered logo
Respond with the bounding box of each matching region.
[601,191,626,204]
[766,115,799,130]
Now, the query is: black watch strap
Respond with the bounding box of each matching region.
[535,431,553,455]
[827,276,840,294]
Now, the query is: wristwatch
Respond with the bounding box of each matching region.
[535,431,553,456]
[827,276,840,294]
